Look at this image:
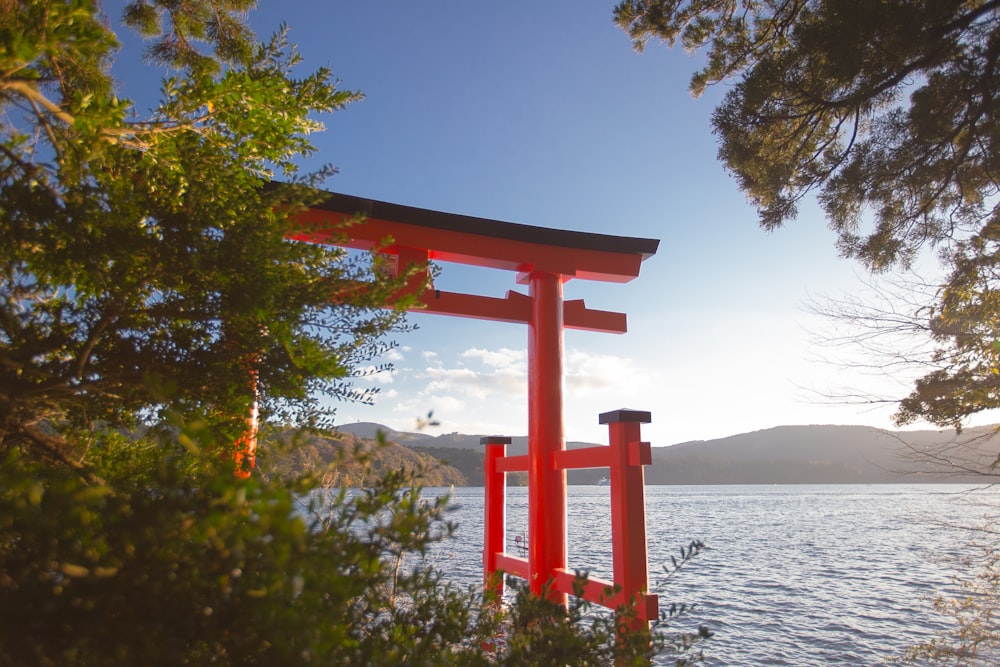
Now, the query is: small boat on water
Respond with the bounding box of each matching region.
[597,476,609,487]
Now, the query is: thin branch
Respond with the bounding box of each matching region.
[20,423,106,486]
[1,79,213,151]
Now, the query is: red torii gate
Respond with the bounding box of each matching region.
[289,191,659,621]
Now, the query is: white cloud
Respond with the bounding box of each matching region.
[405,347,528,399]
[382,348,405,362]
[347,345,664,442]
[391,393,467,417]
[564,350,654,396]
[422,350,439,359]
[354,365,395,384]
[461,347,526,369]
[421,363,524,399]
[402,347,653,407]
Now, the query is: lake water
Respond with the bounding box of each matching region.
[420,484,1000,666]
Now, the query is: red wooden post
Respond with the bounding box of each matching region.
[481,436,510,600]
[232,390,258,479]
[232,329,264,480]
[602,409,654,631]
[528,271,567,603]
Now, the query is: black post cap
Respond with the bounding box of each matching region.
[598,409,652,424]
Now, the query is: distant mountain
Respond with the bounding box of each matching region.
[336,422,1000,485]
[649,424,1000,484]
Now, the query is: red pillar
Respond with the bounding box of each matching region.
[481,436,510,600]
[528,271,566,603]
[602,409,653,631]
[232,393,258,480]
[233,350,261,479]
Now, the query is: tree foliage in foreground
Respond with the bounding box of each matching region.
[0,428,708,666]
[889,541,1000,667]
[0,435,493,666]
[614,0,1000,429]
[1,0,410,473]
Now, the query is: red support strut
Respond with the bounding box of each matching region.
[602,409,657,630]
[481,436,510,600]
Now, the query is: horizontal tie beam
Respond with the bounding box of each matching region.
[416,290,627,334]
[551,569,659,621]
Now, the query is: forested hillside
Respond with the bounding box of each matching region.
[262,431,466,487]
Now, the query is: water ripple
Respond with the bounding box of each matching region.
[422,484,998,666]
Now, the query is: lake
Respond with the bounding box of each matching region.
[420,484,1000,666]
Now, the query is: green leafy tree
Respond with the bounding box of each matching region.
[0,433,484,666]
[1,0,408,473]
[0,429,708,666]
[614,0,1000,430]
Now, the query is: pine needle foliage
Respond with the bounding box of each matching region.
[614,0,1000,429]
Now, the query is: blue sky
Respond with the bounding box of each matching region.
[119,1,979,444]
